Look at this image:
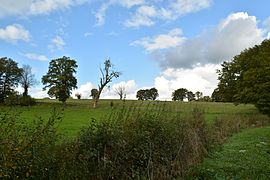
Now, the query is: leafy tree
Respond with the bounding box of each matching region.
[195,91,203,101]
[187,91,195,101]
[19,65,37,97]
[90,89,98,99]
[211,88,222,102]
[42,56,78,103]
[216,39,270,116]
[201,96,211,102]
[149,88,159,100]
[114,84,125,100]
[136,88,159,101]
[93,59,121,108]
[172,88,188,101]
[0,57,22,103]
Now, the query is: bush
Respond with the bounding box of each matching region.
[0,109,62,178]
[65,104,209,179]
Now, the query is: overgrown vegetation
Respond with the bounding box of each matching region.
[1,102,269,179]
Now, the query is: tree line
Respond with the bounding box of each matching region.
[1,39,269,115]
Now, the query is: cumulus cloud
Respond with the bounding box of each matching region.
[153,12,265,69]
[72,80,137,99]
[154,64,220,100]
[131,28,185,51]
[48,35,65,51]
[0,0,85,18]
[23,53,49,62]
[0,24,30,43]
[72,82,96,99]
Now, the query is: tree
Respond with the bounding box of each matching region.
[90,88,98,99]
[93,59,121,108]
[187,91,195,101]
[75,93,81,99]
[19,65,37,97]
[216,39,270,116]
[42,56,78,103]
[136,88,159,101]
[211,88,222,102]
[195,91,203,101]
[149,88,159,100]
[0,57,22,103]
[172,88,188,101]
[114,84,125,100]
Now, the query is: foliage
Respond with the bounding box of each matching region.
[19,65,37,97]
[90,88,98,99]
[0,57,22,104]
[42,56,78,103]
[172,88,188,101]
[195,91,203,101]
[216,39,270,116]
[0,109,62,178]
[136,88,159,100]
[187,91,195,101]
[93,59,121,108]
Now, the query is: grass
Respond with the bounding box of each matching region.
[194,126,270,179]
[0,99,266,138]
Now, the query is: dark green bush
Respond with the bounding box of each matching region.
[4,94,36,106]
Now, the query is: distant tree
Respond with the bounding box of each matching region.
[195,91,203,101]
[136,88,159,101]
[114,84,125,100]
[75,93,81,99]
[90,88,98,99]
[42,56,78,103]
[19,65,37,97]
[187,91,195,101]
[149,87,159,100]
[201,96,211,102]
[136,89,145,100]
[172,88,188,101]
[0,57,22,103]
[93,59,121,108]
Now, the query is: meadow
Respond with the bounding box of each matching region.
[0,99,263,138]
[0,99,269,179]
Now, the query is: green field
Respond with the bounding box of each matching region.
[0,99,265,138]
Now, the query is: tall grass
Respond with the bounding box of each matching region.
[0,103,269,179]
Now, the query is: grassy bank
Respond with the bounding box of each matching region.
[194,126,270,179]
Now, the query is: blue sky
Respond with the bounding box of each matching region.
[0,0,270,100]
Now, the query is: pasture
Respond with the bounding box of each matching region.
[0,99,264,138]
[1,99,269,179]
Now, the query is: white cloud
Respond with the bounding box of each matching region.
[72,80,137,99]
[154,64,220,100]
[170,0,212,17]
[23,53,49,62]
[72,82,96,99]
[131,28,185,51]
[124,5,157,27]
[48,35,65,51]
[117,0,145,8]
[0,0,86,18]
[0,24,30,43]
[263,16,270,31]
[154,12,265,69]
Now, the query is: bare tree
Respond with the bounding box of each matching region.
[114,84,125,100]
[93,59,121,108]
[20,65,37,97]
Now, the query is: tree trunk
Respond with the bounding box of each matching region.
[23,85,28,97]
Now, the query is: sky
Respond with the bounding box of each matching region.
[0,0,270,100]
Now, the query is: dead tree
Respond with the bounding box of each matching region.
[93,59,121,108]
